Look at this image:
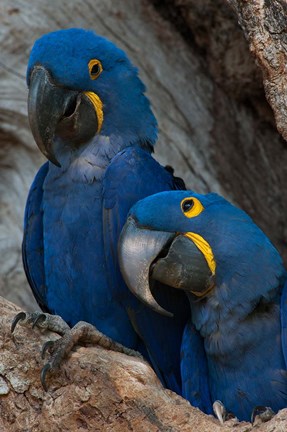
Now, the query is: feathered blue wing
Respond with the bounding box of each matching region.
[281,279,287,368]
[102,147,185,300]
[181,319,213,414]
[103,146,189,393]
[22,162,49,311]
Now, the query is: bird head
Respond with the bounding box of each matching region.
[27,28,157,166]
[119,191,285,316]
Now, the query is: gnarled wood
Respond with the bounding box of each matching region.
[228,0,287,141]
[2,295,287,431]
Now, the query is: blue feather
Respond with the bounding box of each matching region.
[102,146,189,391]
[181,320,213,414]
[22,162,48,310]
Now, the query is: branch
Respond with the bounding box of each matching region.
[1,296,287,431]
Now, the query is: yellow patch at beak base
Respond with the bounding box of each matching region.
[184,232,216,275]
[84,91,103,133]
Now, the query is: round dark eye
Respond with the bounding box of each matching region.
[91,63,100,76]
[182,199,194,213]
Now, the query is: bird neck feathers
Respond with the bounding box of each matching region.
[189,235,286,342]
[48,133,152,183]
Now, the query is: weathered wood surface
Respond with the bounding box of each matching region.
[2,295,287,431]
[228,0,287,141]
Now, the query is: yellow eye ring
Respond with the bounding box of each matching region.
[181,197,204,218]
[88,59,103,80]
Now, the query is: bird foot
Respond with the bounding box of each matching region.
[251,406,275,425]
[12,313,143,391]
[213,400,236,424]
[40,320,143,391]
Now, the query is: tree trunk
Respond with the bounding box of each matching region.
[1,0,287,429]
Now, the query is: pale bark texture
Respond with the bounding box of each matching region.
[1,0,287,430]
[1,295,287,432]
[228,0,287,141]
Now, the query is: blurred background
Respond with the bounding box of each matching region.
[1,0,286,310]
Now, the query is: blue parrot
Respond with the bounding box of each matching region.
[13,28,189,393]
[119,190,287,422]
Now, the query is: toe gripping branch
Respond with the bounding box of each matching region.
[11,311,70,335]
[11,311,27,334]
[213,400,236,424]
[251,406,275,425]
[11,311,72,391]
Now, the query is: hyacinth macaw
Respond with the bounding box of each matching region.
[13,28,189,392]
[119,190,287,421]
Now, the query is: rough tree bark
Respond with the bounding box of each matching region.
[1,0,287,430]
[228,0,287,141]
[1,295,287,431]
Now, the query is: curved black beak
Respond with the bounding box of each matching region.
[119,217,214,315]
[28,66,98,166]
[151,235,214,296]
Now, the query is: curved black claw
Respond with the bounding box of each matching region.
[32,313,47,329]
[11,312,27,334]
[251,406,275,424]
[41,340,55,359]
[41,363,51,392]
